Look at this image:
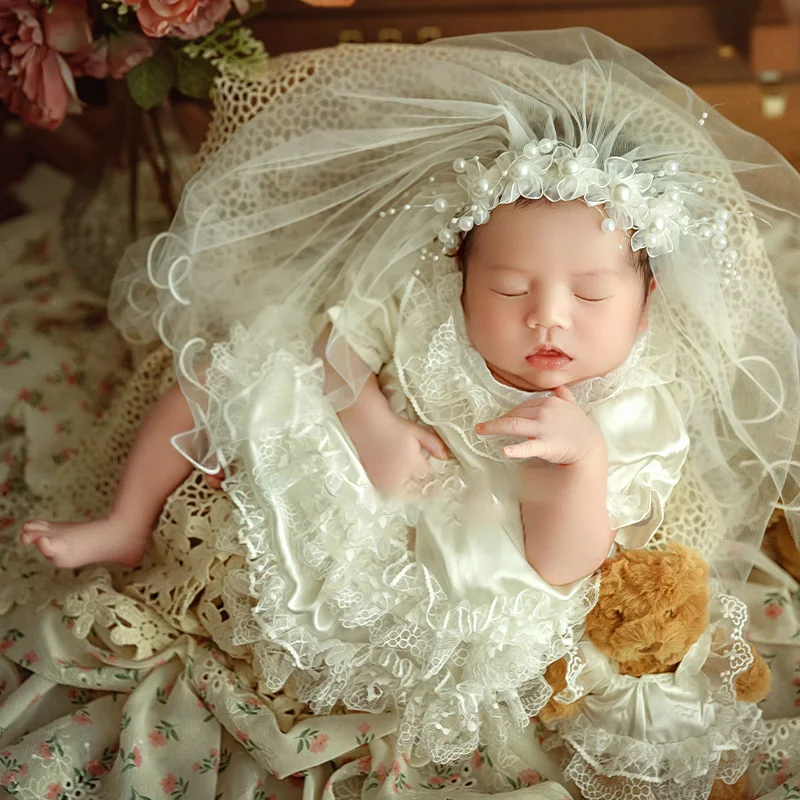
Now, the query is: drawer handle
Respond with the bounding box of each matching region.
[338,28,364,43]
[378,27,403,43]
[417,26,442,43]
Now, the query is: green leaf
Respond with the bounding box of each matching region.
[175,51,217,100]
[125,55,176,111]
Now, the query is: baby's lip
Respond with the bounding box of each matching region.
[529,344,570,358]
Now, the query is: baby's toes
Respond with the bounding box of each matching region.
[21,520,50,544]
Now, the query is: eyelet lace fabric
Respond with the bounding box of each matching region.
[543,586,767,800]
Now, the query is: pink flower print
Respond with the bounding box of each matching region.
[86,760,106,776]
[209,748,218,757]
[22,650,37,664]
[72,711,91,725]
[192,762,201,772]
[46,782,62,799]
[375,763,388,782]
[765,603,784,619]
[245,696,262,707]
[132,746,142,768]
[161,773,177,793]
[149,730,168,748]
[0,640,13,654]
[17,764,27,777]
[428,776,445,786]
[309,733,329,753]
[357,756,371,773]
[0,771,16,786]
[235,730,249,743]
[390,760,401,777]
[472,750,483,770]
[520,769,541,785]
[775,769,788,786]
[38,741,53,759]
[358,722,370,735]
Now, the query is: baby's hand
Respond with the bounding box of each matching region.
[475,385,604,465]
[347,414,451,497]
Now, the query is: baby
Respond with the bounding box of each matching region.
[21,195,676,590]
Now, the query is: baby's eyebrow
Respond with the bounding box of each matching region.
[570,268,620,279]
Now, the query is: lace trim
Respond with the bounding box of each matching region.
[392,262,675,463]
[206,325,598,764]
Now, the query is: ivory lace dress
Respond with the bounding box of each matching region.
[207,257,690,763]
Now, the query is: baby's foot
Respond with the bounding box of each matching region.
[20,517,151,569]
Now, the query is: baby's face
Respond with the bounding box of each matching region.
[461,200,652,392]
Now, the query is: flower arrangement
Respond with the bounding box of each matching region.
[0,0,353,130]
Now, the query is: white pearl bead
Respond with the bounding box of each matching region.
[432,255,439,262]
[613,184,631,203]
[523,142,539,158]
[413,269,421,277]
[600,218,616,233]
[403,204,411,211]
[473,179,490,198]
[562,157,580,175]
[433,198,448,213]
[473,208,490,225]
[509,162,530,180]
[715,208,731,224]
[645,232,660,248]
[701,111,709,119]
[453,158,467,173]
[715,221,727,233]
[668,189,680,202]
[458,216,475,232]
[700,225,713,239]
[665,160,679,175]
[698,119,705,126]
[456,375,472,391]
[651,215,666,232]
[711,234,728,250]
[379,211,386,218]
[724,248,739,263]
[388,208,396,215]
[538,138,554,154]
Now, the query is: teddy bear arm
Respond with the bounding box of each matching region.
[537,658,584,723]
[734,644,771,703]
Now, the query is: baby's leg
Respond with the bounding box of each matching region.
[21,382,195,568]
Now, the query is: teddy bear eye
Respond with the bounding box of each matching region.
[613,610,625,622]
[665,609,677,619]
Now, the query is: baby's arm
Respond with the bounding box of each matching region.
[314,327,449,495]
[476,386,614,586]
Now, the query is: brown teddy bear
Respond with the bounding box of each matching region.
[770,508,800,581]
[539,543,771,800]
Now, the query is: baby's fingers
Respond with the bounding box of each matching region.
[475,416,542,439]
[412,424,451,460]
[503,439,549,459]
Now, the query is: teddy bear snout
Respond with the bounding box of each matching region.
[640,640,663,655]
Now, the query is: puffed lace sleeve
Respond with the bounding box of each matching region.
[327,294,400,375]
[590,384,690,549]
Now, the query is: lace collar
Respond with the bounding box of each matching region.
[393,259,673,463]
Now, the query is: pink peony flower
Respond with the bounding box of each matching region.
[161,773,177,793]
[70,31,152,80]
[357,722,370,735]
[86,760,106,776]
[427,776,445,786]
[38,741,53,760]
[0,0,88,129]
[130,0,230,40]
[46,783,62,800]
[169,0,231,40]
[309,733,329,754]
[132,746,142,768]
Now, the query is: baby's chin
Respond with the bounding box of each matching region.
[488,360,607,393]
